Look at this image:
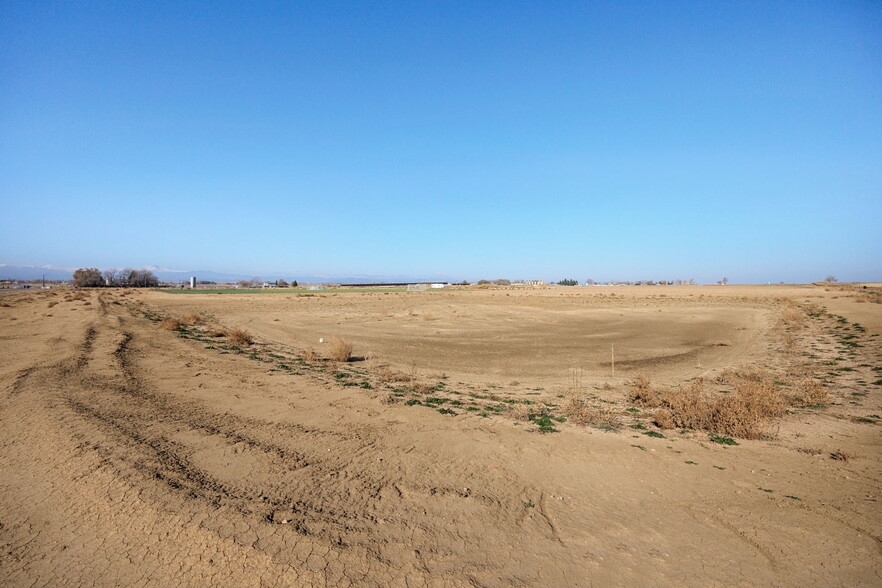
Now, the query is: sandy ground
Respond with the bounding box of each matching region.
[1,284,879,586]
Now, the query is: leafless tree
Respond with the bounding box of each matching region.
[73,268,103,287]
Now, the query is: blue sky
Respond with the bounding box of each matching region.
[2,1,880,283]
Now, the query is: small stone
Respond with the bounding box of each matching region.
[271,510,291,524]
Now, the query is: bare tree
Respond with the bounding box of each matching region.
[102,268,120,286]
[825,275,838,283]
[73,268,103,287]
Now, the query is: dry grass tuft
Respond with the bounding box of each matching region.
[327,336,353,362]
[506,403,533,421]
[301,347,319,362]
[411,381,437,394]
[180,313,203,326]
[778,306,806,327]
[376,366,410,384]
[226,328,253,346]
[563,398,619,429]
[47,301,58,308]
[160,318,183,331]
[830,450,854,461]
[788,378,827,406]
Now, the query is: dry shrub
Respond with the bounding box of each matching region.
[627,375,658,406]
[161,318,183,331]
[376,366,410,384]
[380,393,401,405]
[226,328,253,346]
[209,328,226,337]
[301,347,319,362]
[411,381,437,394]
[327,336,353,362]
[830,450,854,461]
[506,403,533,421]
[651,377,784,440]
[47,301,58,308]
[788,378,827,406]
[778,306,805,327]
[564,398,619,429]
[180,313,202,326]
[712,380,784,439]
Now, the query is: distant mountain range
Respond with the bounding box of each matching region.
[0,264,451,285]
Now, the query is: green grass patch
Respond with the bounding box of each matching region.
[709,434,739,446]
[532,416,559,433]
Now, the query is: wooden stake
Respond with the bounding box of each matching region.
[611,344,615,378]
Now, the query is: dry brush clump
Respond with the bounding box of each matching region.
[626,375,657,406]
[788,377,828,406]
[327,336,353,362]
[180,313,203,326]
[506,403,533,422]
[632,373,786,440]
[563,397,620,429]
[375,366,412,388]
[410,381,437,394]
[226,328,254,346]
[160,317,183,331]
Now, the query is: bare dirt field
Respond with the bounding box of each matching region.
[1,284,880,586]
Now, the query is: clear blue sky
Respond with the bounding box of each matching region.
[2,1,880,283]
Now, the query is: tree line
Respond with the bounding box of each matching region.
[73,268,159,288]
